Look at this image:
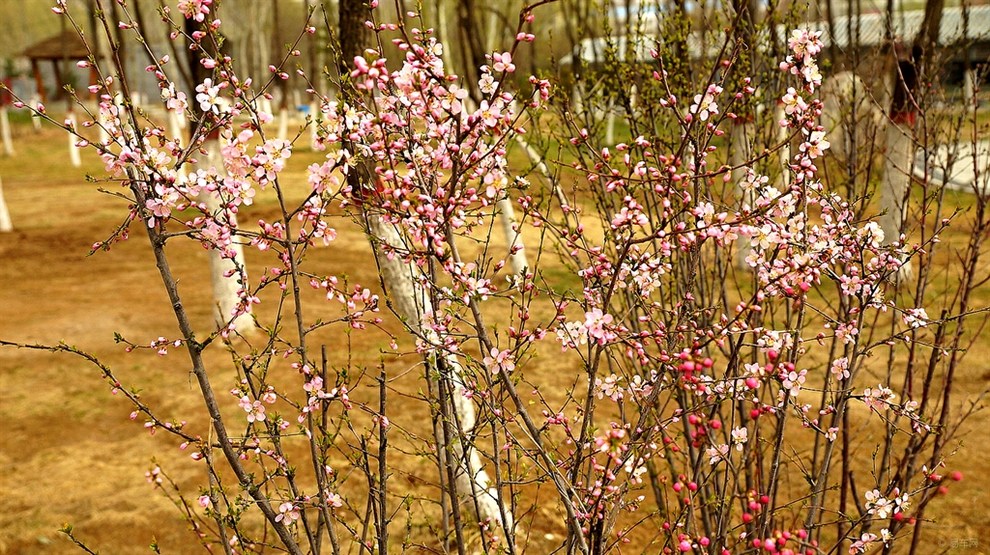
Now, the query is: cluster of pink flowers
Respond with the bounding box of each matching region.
[176,0,213,22]
[27,0,961,549]
[781,29,825,90]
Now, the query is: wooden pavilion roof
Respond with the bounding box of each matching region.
[20,30,90,61]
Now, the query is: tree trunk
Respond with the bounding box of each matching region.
[167,109,186,151]
[184,4,253,333]
[0,176,13,233]
[338,0,369,74]
[0,107,13,157]
[202,141,253,332]
[497,196,529,276]
[66,110,82,168]
[456,0,488,105]
[880,119,913,245]
[775,102,791,189]
[338,0,514,534]
[436,0,460,86]
[878,0,943,280]
[730,0,759,269]
[272,0,291,141]
[880,0,943,238]
[366,215,510,529]
[484,3,501,52]
[732,119,755,269]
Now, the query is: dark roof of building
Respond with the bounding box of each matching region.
[20,29,90,61]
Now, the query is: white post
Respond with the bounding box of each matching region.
[0,106,13,156]
[0,176,13,232]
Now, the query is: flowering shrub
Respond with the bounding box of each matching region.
[2,1,986,554]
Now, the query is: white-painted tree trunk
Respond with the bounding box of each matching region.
[469,98,532,277]
[0,107,14,156]
[112,93,129,148]
[166,111,187,184]
[167,110,185,146]
[366,214,512,530]
[277,106,290,141]
[731,120,754,269]
[514,134,568,213]
[880,121,913,245]
[436,0,458,78]
[29,96,41,131]
[98,114,110,146]
[202,141,253,333]
[484,5,501,51]
[572,82,586,117]
[605,101,616,145]
[65,111,82,168]
[258,97,273,119]
[497,195,528,276]
[963,67,976,106]
[0,176,13,232]
[881,119,915,280]
[820,71,883,167]
[309,102,319,150]
[775,103,791,190]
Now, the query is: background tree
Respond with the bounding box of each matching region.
[0,176,12,232]
[880,0,945,257]
[0,1,985,553]
[183,1,254,333]
[337,0,515,536]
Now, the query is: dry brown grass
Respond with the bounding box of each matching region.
[1,118,988,554]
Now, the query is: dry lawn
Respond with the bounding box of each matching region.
[1,118,988,554]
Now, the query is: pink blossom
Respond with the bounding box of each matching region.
[689,85,722,121]
[583,308,616,345]
[492,52,515,73]
[239,395,266,423]
[483,347,515,374]
[275,502,300,524]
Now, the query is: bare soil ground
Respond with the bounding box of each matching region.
[1,123,988,554]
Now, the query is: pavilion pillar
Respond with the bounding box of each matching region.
[31,60,47,105]
[51,61,64,104]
